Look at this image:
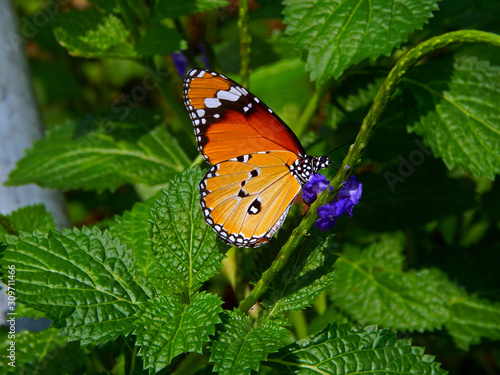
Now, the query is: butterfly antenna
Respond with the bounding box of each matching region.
[327,140,354,157]
[326,140,354,170]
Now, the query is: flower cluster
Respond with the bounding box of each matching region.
[303,173,362,231]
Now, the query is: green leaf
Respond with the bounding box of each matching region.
[249,58,313,127]
[135,292,223,372]
[266,323,447,375]
[136,24,183,56]
[53,9,136,58]
[152,0,229,20]
[260,235,338,317]
[108,191,164,278]
[283,0,439,84]
[2,227,153,344]
[406,55,500,179]
[0,204,55,242]
[6,122,190,192]
[446,296,500,350]
[330,234,456,332]
[149,168,226,294]
[0,328,87,375]
[211,310,289,375]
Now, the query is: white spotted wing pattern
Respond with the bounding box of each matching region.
[183,69,331,247]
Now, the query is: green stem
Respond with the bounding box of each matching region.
[238,0,251,87]
[239,29,500,313]
[129,345,138,375]
[295,80,331,138]
[117,1,194,142]
[172,353,209,375]
[116,0,141,44]
[140,58,195,146]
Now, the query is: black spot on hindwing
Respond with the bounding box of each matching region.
[247,199,262,215]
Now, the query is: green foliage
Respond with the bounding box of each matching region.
[330,234,452,331]
[210,310,289,375]
[0,328,87,375]
[3,227,153,344]
[108,191,164,278]
[266,323,447,375]
[149,168,226,294]
[136,24,183,56]
[406,55,500,179]
[53,9,136,58]
[4,0,500,373]
[135,293,223,372]
[0,204,55,242]
[6,121,190,192]
[152,0,230,20]
[283,0,439,84]
[261,235,338,316]
[446,296,500,350]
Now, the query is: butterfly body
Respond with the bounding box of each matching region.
[184,69,331,247]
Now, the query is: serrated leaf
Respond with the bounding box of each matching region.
[149,168,226,294]
[53,9,136,58]
[261,235,338,316]
[266,323,447,375]
[135,292,223,372]
[108,191,164,278]
[6,122,190,192]
[152,0,229,20]
[283,0,439,84]
[211,310,289,375]
[1,227,153,344]
[446,296,500,350]
[330,234,456,332]
[406,55,500,179]
[0,204,55,242]
[136,24,183,56]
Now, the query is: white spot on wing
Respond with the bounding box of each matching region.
[217,87,241,102]
[205,97,221,108]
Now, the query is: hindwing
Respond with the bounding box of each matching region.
[200,151,302,247]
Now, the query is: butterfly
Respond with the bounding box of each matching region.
[183,69,331,247]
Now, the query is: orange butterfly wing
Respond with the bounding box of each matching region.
[183,69,306,164]
[183,69,326,247]
[200,151,302,247]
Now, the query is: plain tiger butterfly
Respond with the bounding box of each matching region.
[183,69,331,247]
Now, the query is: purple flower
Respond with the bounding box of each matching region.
[303,173,332,204]
[171,52,188,77]
[315,176,362,231]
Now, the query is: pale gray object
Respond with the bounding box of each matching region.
[0,0,70,325]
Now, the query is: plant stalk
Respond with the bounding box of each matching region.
[239,30,500,313]
[238,0,251,87]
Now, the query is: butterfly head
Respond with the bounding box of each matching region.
[291,155,332,185]
[312,155,332,171]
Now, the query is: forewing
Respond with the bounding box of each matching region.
[184,69,306,164]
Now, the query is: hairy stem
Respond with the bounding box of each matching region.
[239,30,500,313]
[238,0,251,87]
